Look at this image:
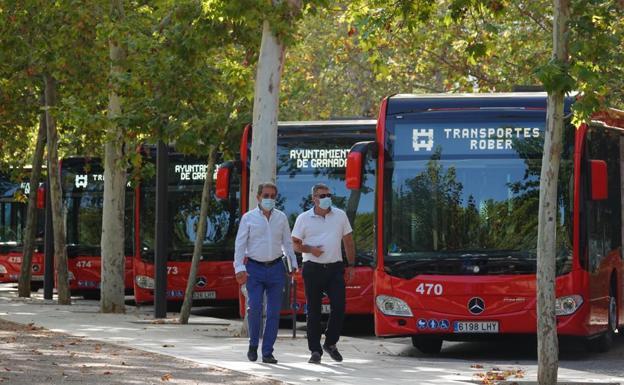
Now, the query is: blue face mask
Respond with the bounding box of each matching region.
[260,198,275,211]
[319,197,332,210]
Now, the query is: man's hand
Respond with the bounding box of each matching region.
[287,268,299,277]
[235,271,248,285]
[345,266,355,283]
[310,245,324,257]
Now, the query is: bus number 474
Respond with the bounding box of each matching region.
[76,261,92,268]
[416,283,443,296]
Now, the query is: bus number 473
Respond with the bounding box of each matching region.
[416,283,443,296]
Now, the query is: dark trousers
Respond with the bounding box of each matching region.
[302,261,345,354]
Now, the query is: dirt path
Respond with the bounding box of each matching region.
[0,318,280,385]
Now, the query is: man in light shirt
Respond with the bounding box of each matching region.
[292,183,355,364]
[233,182,297,364]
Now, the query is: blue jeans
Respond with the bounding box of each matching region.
[246,260,286,357]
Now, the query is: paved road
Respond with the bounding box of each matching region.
[190,304,624,380]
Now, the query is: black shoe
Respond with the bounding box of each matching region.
[308,351,321,364]
[262,355,278,364]
[322,344,343,362]
[247,346,258,362]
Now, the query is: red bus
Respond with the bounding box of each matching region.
[218,120,377,317]
[61,157,134,298]
[345,93,624,353]
[0,172,45,289]
[132,149,240,305]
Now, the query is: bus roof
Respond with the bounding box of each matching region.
[387,93,575,116]
[277,119,377,127]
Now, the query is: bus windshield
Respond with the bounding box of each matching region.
[63,159,133,257]
[0,177,26,245]
[0,173,44,249]
[140,155,239,262]
[384,116,573,277]
[276,137,375,265]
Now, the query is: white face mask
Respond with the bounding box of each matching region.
[319,197,332,210]
[260,198,275,211]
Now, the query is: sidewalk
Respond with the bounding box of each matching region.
[0,318,275,385]
[0,287,622,385]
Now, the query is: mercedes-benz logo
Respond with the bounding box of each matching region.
[468,297,485,315]
[195,276,207,288]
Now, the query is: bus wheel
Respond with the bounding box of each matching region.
[82,291,101,300]
[30,282,43,292]
[411,336,443,354]
[587,293,617,353]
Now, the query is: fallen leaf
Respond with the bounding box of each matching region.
[103,371,112,375]
[162,344,174,348]
[161,373,173,381]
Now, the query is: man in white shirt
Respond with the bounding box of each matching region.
[233,182,298,364]
[291,183,355,364]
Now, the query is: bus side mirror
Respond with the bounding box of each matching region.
[215,160,240,200]
[346,152,363,190]
[590,159,608,200]
[216,166,231,200]
[36,186,46,209]
[345,141,377,190]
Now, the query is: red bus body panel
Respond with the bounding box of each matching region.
[373,268,613,337]
[133,259,237,304]
[67,256,133,291]
[0,251,45,283]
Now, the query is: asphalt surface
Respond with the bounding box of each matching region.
[189,305,624,379]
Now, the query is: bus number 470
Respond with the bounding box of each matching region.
[416,283,443,295]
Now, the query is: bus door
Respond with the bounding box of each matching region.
[582,127,622,335]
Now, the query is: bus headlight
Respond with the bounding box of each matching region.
[135,275,155,289]
[0,265,7,274]
[376,295,413,317]
[555,295,583,316]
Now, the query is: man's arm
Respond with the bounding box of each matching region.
[233,214,249,274]
[281,215,298,271]
[292,236,323,257]
[342,232,355,267]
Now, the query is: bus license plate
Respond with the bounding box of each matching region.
[193,291,216,300]
[321,304,331,314]
[453,321,499,333]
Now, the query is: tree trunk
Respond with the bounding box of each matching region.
[179,145,217,324]
[101,0,127,314]
[44,74,70,305]
[537,1,569,383]
[245,18,286,338]
[18,91,47,298]
[248,19,285,210]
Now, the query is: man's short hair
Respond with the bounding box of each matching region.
[257,182,278,196]
[311,183,330,197]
